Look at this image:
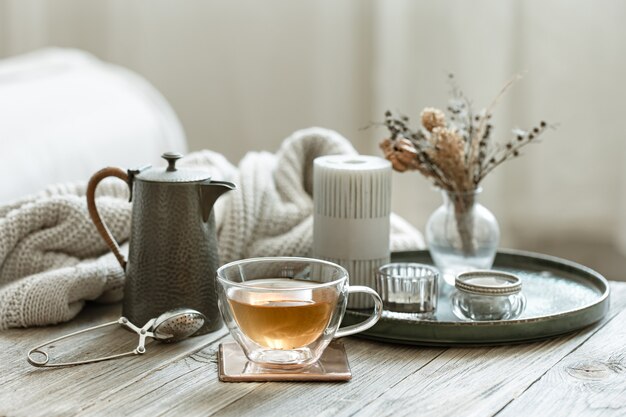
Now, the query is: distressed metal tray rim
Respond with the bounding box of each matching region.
[344,249,610,345]
[379,249,608,325]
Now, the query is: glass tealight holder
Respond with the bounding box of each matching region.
[376,263,438,315]
[451,270,526,321]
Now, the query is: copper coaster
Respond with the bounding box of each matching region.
[218,341,352,382]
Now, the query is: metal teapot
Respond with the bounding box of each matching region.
[86,152,235,335]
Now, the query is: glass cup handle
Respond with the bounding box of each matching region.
[334,286,383,338]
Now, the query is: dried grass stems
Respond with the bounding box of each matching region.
[379,74,552,194]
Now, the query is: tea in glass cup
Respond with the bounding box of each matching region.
[216,257,382,369]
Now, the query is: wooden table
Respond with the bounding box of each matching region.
[1,282,625,417]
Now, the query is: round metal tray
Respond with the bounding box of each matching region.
[343,250,610,346]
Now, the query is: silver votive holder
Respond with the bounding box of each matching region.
[451,270,526,321]
[376,263,439,314]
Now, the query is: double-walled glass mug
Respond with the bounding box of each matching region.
[216,257,383,369]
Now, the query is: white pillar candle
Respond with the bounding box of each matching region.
[313,155,391,308]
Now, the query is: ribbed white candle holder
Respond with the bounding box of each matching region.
[313,155,391,309]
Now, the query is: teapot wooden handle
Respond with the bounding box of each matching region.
[86,167,130,270]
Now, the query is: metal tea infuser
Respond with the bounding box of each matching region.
[27,308,206,367]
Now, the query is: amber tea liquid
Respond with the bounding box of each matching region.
[227,279,338,350]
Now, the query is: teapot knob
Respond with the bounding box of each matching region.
[162,152,183,172]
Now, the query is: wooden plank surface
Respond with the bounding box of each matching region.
[497,308,626,416]
[0,303,226,417]
[0,283,624,417]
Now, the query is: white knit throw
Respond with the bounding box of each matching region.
[0,128,424,330]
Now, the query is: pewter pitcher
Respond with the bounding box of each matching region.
[86,152,235,335]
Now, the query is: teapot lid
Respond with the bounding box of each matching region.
[135,152,211,183]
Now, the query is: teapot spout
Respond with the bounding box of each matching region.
[200,180,236,222]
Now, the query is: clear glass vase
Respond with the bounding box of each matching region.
[425,189,500,286]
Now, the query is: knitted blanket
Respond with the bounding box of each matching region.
[0,128,424,329]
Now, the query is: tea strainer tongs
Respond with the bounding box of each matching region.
[27,308,206,367]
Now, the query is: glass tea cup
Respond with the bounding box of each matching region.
[216,257,383,369]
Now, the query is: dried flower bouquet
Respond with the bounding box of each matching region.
[379,74,551,256]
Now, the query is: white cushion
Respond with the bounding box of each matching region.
[0,48,187,203]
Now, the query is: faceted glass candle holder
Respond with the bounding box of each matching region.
[452,270,526,321]
[376,263,439,314]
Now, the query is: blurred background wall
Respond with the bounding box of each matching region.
[1,0,625,279]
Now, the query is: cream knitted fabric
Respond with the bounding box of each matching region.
[0,128,424,329]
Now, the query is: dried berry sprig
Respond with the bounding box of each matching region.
[478,121,549,183]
